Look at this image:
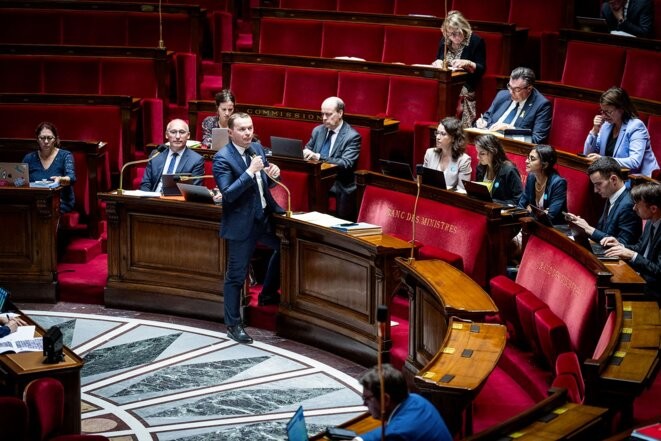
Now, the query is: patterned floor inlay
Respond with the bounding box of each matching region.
[27,311,366,441]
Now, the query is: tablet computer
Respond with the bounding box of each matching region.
[161,173,192,196]
[176,183,215,204]
[379,159,414,180]
[271,136,304,159]
[416,164,446,189]
[462,180,493,202]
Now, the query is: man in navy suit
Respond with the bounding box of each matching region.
[303,96,361,220]
[213,112,284,343]
[139,119,205,192]
[476,67,552,144]
[604,182,661,300]
[602,0,653,38]
[565,157,641,245]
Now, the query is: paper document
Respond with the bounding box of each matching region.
[0,325,42,354]
[119,190,162,197]
[291,211,348,228]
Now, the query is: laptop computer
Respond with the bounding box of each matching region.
[0,287,9,313]
[379,159,414,180]
[568,223,618,261]
[286,406,309,441]
[161,173,192,196]
[211,128,230,151]
[271,136,304,159]
[463,180,493,202]
[0,162,29,187]
[503,128,532,143]
[416,165,446,190]
[176,183,215,204]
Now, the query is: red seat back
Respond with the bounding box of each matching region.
[0,9,61,44]
[393,0,444,16]
[561,41,626,90]
[508,0,568,36]
[0,57,43,93]
[382,26,441,65]
[279,0,336,10]
[43,57,101,94]
[24,377,65,441]
[386,76,440,131]
[0,396,28,441]
[259,18,323,57]
[548,97,599,154]
[621,48,661,102]
[647,115,661,167]
[337,0,394,13]
[61,11,127,46]
[451,0,510,22]
[282,68,338,110]
[480,32,505,76]
[337,72,390,117]
[229,64,285,106]
[321,22,385,62]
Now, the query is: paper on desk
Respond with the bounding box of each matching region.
[3,325,36,342]
[120,190,162,197]
[291,211,348,228]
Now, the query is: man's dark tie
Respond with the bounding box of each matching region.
[320,129,334,157]
[502,103,520,125]
[245,150,264,219]
[598,199,611,230]
[644,225,656,258]
[166,152,178,174]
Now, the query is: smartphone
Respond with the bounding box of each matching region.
[326,426,358,440]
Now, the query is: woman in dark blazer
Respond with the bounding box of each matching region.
[518,144,568,225]
[474,134,523,206]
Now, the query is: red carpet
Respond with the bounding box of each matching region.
[57,253,107,304]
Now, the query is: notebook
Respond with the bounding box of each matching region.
[379,159,414,180]
[416,165,447,190]
[176,183,215,204]
[0,162,29,188]
[286,406,309,441]
[271,136,304,159]
[463,180,493,202]
[161,173,192,196]
[211,128,230,150]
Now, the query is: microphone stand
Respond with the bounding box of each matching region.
[376,305,388,441]
[116,145,166,194]
[442,0,449,70]
[409,175,422,262]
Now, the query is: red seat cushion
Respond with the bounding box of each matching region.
[516,291,548,354]
[555,351,585,400]
[535,307,572,368]
[621,48,661,102]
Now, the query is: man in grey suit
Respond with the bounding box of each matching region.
[303,96,361,220]
[139,119,205,192]
[476,67,552,144]
[565,157,641,245]
[604,182,661,300]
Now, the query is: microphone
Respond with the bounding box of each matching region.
[117,145,167,195]
[409,174,422,262]
[174,174,215,182]
[376,304,388,441]
[246,146,292,218]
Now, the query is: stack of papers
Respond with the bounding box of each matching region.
[30,180,59,188]
[331,222,382,237]
[0,325,42,354]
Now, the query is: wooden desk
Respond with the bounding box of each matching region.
[395,258,498,375]
[310,413,379,440]
[99,192,228,321]
[273,215,413,366]
[414,318,507,436]
[0,187,60,302]
[0,307,84,434]
[603,260,647,294]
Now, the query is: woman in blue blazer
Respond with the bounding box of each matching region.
[518,144,567,225]
[584,87,659,177]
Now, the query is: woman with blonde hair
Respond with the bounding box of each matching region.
[432,10,486,128]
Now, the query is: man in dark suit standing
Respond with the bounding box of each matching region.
[213,112,284,343]
[602,0,653,38]
[476,67,552,144]
[303,96,361,220]
[139,119,205,192]
[604,182,661,300]
[565,157,641,245]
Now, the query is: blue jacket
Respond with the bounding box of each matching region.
[518,172,568,225]
[139,146,205,192]
[591,188,641,244]
[481,88,552,144]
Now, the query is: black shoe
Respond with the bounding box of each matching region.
[226,324,253,344]
[258,293,280,306]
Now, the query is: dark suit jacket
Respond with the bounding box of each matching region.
[212,141,283,241]
[591,188,641,244]
[518,172,568,225]
[476,161,523,206]
[602,0,653,38]
[481,88,552,144]
[629,220,661,297]
[436,33,486,91]
[305,121,361,196]
[139,146,205,192]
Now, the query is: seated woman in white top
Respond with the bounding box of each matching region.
[423,116,472,191]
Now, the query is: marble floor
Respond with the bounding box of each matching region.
[18,302,368,441]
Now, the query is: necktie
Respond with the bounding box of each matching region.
[166,152,178,174]
[246,150,266,217]
[502,103,520,125]
[645,225,656,258]
[320,130,334,158]
[598,199,611,230]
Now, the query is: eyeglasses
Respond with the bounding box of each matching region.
[527,155,539,162]
[600,108,616,116]
[507,83,530,93]
[445,30,463,38]
[38,136,55,142]
[168,129,189,136]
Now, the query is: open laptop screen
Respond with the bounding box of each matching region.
[286,406,309,441]
[379,159,414,180]
[271,136,304,159]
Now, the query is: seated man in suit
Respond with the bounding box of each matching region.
[353,364,452,441]
[565,157,641,245]
[602,0,653,38]
[139,119,205,192]
[213,112,284,343]
[476,67,552,144]
[604,182,661,300]
[303,96,361,220]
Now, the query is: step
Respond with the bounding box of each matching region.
[62,237,102,264]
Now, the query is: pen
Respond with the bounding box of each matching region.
[339,223,358,227]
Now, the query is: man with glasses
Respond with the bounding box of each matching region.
[140,118,205,192]
[476,66,552,144]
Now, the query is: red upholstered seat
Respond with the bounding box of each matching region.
[490,275,529,341]
[386,76,440,131]
[353,126,373,171]
[229,64,286,107]
[551,373,584,404]
[337,0,394,13]
[480,32,505,76]
[451,0,510,22]
[554,351,585,401]
[465,143,478,180]
[393,0,444,16]
[621,48,661,102]
[534,307,572,368]
[43,58,101,94]
[321,22,385,62]
[127,12,196,53]
[337,72,390,117]
[101,59,162,98]
[282,68,338,110]
[0,57,42,93]
[592,310,617,360]
[274,170,310,212]
[279,0,336,10]
[548,97,599,154]
[0,9,61,44]
[382,26,441,65]
[259,18,323,57]
[0,396,28,441]
[647,115,661,170]
[516,291,548,354]
[561,41,626,90]
[61,11,127,46]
